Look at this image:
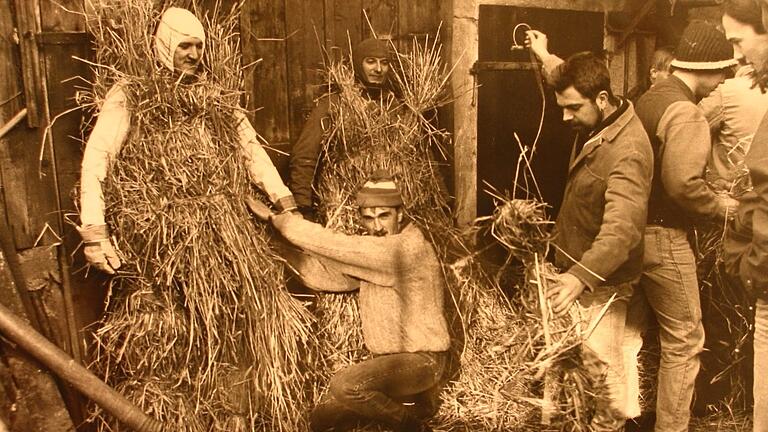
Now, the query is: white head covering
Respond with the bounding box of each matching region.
[154,7,206,71]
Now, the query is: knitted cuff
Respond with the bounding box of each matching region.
[275,195,298,213]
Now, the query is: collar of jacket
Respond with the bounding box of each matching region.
[666,74,697,103]
[569,98,634,173]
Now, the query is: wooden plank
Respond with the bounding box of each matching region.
[285,0,326,144]
[362,0,397,40]
[476,0,624,12]
[12,0,44,127]
[329,0,362,52]
[241,0,292,174]
[398,0,440,48]
[451,0,478,226]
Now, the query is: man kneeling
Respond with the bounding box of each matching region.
[247,171,450,432]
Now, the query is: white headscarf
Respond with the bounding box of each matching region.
[154,7,206,71]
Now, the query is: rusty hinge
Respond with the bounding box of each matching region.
[470,61,539,75]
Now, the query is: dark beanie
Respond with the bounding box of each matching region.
[352,38,391,83]
[355,170,404,208]
[670,21,737,70]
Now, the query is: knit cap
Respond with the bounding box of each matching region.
[154,7,206,71]
[670,21,737,70]
[355,170,404,208]
[352,38,392,83]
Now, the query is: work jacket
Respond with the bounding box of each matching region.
[724,112,768,300]
[554,100,654,291]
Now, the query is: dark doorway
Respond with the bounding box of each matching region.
[476,6,605,218]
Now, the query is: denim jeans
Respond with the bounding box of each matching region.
[309,351,447,431]
[579,283,634,431]
[625,226,705,432]
[755,298,768,432]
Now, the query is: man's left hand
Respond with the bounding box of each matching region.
[546,273,586,316]
[245,195,274,221]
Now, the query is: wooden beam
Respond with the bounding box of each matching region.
[451,0,478,226]
[615,0,656,48]
[12,0,44,127]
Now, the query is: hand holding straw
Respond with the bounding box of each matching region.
[546,272,586,316]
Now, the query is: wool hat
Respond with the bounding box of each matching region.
[355,170,404,208]
[154,7,206,71]
[352,38,392,83]
[670,21,737,70]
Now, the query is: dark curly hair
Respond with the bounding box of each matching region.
[550,51,618,104]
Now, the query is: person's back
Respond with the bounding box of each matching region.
[700,65,768,194]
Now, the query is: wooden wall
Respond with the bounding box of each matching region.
[240,0,445,173]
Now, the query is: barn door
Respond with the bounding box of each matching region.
[476,5,604,218]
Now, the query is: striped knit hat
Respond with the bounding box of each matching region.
[355,170,404,208]
[670,21,737,70]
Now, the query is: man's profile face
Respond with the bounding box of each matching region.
[555,86,601,133]
[173,36,203,76]
[696,70,727,99]
[360,206,402,237]
[361,57,390,84]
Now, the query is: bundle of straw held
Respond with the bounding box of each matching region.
[81,1,315,431]
[448,190,596,431]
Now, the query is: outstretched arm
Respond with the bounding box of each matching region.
[235,110,297,212]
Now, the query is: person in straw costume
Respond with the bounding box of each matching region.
[289,38,399,220]
[247,170,450,432]
[77,5,312,431]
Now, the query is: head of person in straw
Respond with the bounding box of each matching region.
[352,38,394,90]
[355,170,407,237]
[154,7,206,78]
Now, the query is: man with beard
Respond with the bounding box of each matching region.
[721,1,768,431]
[629,21,737,432]
[527,31,653,431]
[246,171,450,432]
[288,38,396,220]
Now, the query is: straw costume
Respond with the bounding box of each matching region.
[78,4,312,431]
[290,36,457,402]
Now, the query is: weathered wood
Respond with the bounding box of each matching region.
[362,0,397,39]
[398,0,440,42]
[285,0,327,143]
[451,0,479,226]
[242,0,292,174]
[12,0,44,127]
[328,0,363,51]
[0,250,75,432]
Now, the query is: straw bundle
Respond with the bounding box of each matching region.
[309,35,456,394]
[692,218,753,411]
[81,1,314,431]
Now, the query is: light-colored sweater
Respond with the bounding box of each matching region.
[272,214,451,354]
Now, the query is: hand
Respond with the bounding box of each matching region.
[245,195,274,221]
[546,272,586,316]
[83,242,121,274]
[77,224,121,274]
[719,196,740,222]
[525,30,550,61]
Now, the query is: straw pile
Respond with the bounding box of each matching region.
[309,34,457,398]
[80,1,314,431]
[439,191,594,432]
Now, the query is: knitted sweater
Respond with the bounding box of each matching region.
[272,213,451,354]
